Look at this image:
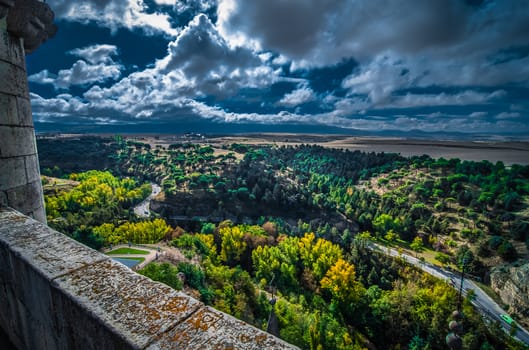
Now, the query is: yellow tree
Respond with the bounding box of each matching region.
[299,233,342,280]
[219,226,247,264]
[320,259,364,304]
[93,223,117,244]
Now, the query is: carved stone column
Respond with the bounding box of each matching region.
[0,0,56,223]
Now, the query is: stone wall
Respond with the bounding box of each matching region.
[0,18,46,223]
[0,207,298,350]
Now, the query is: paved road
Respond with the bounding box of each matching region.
[369,242,529,345]
[133,183,161,218]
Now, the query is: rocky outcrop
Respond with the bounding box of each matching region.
[490,262,529,317]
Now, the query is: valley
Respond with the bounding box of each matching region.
[37,134,529,350]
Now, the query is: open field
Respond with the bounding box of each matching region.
[106,248,150,255]
[135,133,529,165]
[39,133,529,165]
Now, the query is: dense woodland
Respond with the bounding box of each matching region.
[38,136,529,350]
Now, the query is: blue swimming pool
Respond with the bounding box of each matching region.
[112,257,141,268]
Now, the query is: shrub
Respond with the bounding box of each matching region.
[177,262,206,290]
[435,252,451,264]
[497,241,517,261]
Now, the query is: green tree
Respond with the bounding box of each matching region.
[138,262,183,290]
[410,236,424,254]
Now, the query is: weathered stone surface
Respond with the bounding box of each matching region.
[491,263,529,318]
[147,306,297,350]
[0,156,26,190]
[0,92,18,125]
[0,209,108,350]
[0,59,28,96]
[0,125,36,157]
[55,259,202,348]
[0,209,105,278]
[5,179,45,217]
[29,205,46,223]
[24,153,40,183]
[16,96,33,126]
[0,190,7,205]
[0,28,24,67]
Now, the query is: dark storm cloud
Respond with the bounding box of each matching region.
[218,0,471,64]
[220,0,341,58]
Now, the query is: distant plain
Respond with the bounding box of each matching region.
[132,133,529,166]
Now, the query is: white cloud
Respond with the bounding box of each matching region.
[174,0,217,14]
[68,44,119,64]
[47,0,179,36]
[153,0,176,5]
[469,112,487,118]
[30,93,88,117]
[391,90,505,108]
[59,61,122,89]
[278,85,316,107]
[28,70,56,85]
[342,54,412,105]
[29,61,122,89]
[156,14,277,97]
[29,44,123,89]
[495,112,521,120]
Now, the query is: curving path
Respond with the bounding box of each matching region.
[368,242,529,345]
[133,183,161,218]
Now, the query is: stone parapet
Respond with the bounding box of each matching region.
[0,207,299,350]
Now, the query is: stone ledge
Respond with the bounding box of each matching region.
[54,259,202,349]
[0,208,299,350]
[147,306,296,350]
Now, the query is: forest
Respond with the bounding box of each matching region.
[37,135,529,350]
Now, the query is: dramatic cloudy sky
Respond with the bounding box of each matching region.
[27,0,529,137]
